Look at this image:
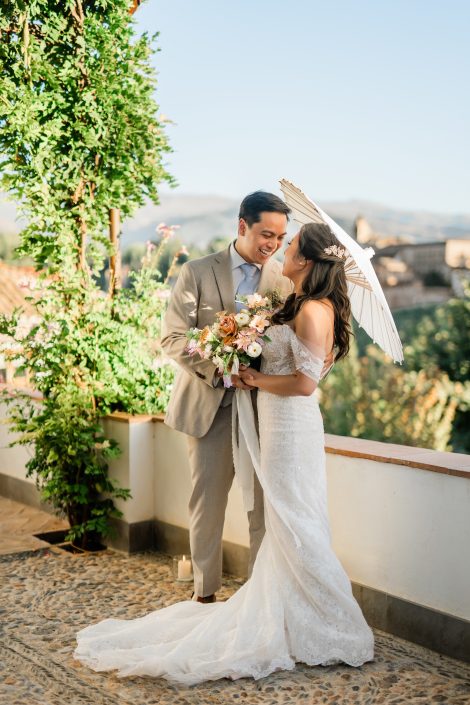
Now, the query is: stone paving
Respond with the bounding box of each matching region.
[1,497,470,704]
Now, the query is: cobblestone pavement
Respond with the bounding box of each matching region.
[1,497,470,704]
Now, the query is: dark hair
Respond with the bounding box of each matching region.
[238,191,291,227]
[271,222,352,361]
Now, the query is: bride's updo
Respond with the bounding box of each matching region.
[271,222,352,361]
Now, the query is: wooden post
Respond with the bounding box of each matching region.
[109,208,122,297]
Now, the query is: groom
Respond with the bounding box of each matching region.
[161,191,292,602]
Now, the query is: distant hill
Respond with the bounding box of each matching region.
[2,192,470,250]
[120,194,470,248]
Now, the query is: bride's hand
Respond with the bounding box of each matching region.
[231,373,255,390]
[239,368,262,387]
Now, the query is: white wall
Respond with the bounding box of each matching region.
[102,417,155,525]
[152,422,470,622]
[0,400,35,482]
[1,403,469,622]
[326,454,470,621]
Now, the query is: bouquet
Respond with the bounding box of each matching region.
[186,292,280,387]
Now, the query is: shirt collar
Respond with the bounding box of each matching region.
[229,241,262,271]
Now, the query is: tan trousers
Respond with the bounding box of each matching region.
[186,400,265,598]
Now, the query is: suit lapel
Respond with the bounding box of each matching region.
[211,246,235,313]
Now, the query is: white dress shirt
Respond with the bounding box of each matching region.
[229,242,262,297]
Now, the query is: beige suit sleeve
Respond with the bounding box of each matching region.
[161,262,219,387]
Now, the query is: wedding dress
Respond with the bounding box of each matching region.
[74,324,374,684]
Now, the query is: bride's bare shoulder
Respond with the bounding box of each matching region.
[298,298,334,323]
[294,300,334,346]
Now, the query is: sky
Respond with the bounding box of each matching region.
[134,0,470,214]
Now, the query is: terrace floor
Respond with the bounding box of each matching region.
[0,495,469,705]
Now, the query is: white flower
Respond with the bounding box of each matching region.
[235,312,250,326]
[223,345,234,352]
[246,293,268,308]
[324,245,348,259]
[95,440,111,451]
[35,370,51,379]
[247,342,262,358]
[246,293,262,306]
[207,330,220,343]
[212,355,224,373]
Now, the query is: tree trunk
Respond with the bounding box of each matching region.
[109,208,122,298]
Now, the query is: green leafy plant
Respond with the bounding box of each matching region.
[0,235,180,548]
[320,340,467,452]
[0,0,175,271]
[0,1,176,547]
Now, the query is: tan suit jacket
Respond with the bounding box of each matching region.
[161,244,293,437]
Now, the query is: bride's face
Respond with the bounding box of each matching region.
[282,233,312,282]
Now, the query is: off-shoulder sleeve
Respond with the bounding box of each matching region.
[291,300,335,383]
[290,335,325,383]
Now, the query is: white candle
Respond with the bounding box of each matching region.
[177,555,192,581]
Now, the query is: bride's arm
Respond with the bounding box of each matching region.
[239,300,333,397]
[239,369,316,396]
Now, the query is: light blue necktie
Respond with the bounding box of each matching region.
[236,263,259,311]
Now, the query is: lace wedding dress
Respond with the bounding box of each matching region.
[74,324,374,684]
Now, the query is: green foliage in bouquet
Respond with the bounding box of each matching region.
[0,0,175,547]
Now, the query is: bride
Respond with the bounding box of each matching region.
[74,222,374,684]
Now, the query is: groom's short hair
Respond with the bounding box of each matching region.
[239,191,291,227]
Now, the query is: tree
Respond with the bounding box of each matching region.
[0,1,175,547]
[0,0,174,272]
[404,293,470,384]
[403,290,470,451]
[320,342,461,451]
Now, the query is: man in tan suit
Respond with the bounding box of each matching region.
[161,191,293,602]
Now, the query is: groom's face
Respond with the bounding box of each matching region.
[237,211,288,265]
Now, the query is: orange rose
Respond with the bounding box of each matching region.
[223,333,237,347]
[217,314,237,336]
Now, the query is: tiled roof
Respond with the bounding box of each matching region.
[0,261,39,317]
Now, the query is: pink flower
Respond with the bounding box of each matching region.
[186,339,198,355]
[250,314,270,333]
[156,223,181,240]
[233,328,258,352]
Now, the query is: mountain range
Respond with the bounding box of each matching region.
[1,192,470,249]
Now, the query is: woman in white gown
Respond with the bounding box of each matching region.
[74,222,374,684]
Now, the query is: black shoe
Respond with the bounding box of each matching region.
[191,592,216,604]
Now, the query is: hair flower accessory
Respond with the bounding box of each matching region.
[324,245,347,259]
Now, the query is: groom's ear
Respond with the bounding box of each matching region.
[238,218,247,237]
